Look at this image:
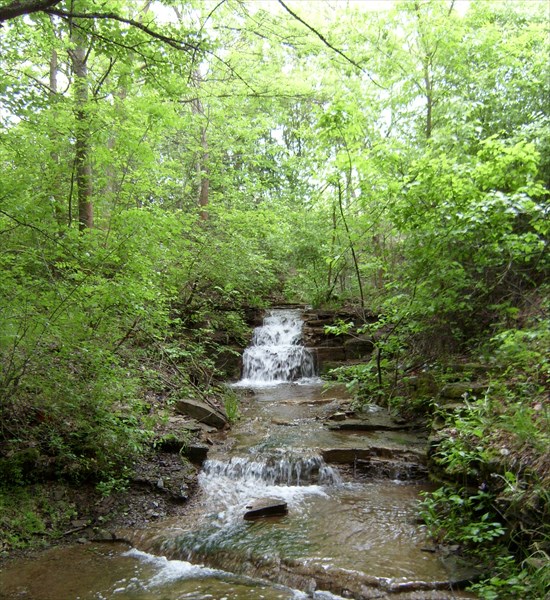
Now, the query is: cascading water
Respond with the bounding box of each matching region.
[159,313,341,569]
[179,453,342,541]
[202,453,342,487]
[238,308,316,386]
[159,450,342,569]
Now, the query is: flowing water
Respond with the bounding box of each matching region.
[0,309,475,599]
[238,310,317,386]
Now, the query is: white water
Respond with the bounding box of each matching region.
[237,309,317,386]
[202,453,342,487]
[121,548,221,587]
[195,453,341,532]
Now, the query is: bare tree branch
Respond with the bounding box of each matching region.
[277,0,386,90]
[0,0,61,23]
[45,8,202,54]
[45,6,258,94]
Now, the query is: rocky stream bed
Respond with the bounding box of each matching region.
[0,308,481,599]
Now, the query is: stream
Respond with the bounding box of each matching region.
[0,309,475,599]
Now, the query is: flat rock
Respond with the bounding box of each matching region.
[322,445,428,480]
[313,346,347,362]
[170,416,202,430]
[244,498,288,520]
[327,416,419,432]
[322,446,426,465]
[328,412,348,422]
[175,398,228,429]
[271,418,295,426]
[354,458,429,480]
[276,556,475,599]
[279,396,335,406]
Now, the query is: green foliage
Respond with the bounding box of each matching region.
[0,2,548,589]
[222,388,241,424]
[0,195,282,486]
[328,361,383,407]
[419,484,550,599]
[421,319,549,599]
[95,472,131,498]
[381,136,548,351]
[419,474,549,598]
[433,397,495,479]
[469,552,550,600]
[490,323,550,381]
[325,316,419,412]
[420,485,505,548]
[0,486,77,551]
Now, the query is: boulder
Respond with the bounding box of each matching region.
[182,444,209,465]
[244,498,288,520]
[403,373,439,398]
[175,398,228,429]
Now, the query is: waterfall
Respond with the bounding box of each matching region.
[202,453,342,487]
[189,452,341,537]
[237,309,316,386]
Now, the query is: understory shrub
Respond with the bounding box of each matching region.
[420,316,549,599]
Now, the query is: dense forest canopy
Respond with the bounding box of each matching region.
[0,0,548,596]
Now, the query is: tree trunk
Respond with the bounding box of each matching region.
[197,123,209,220]
[191,75,209,221]
[70,28,93,230]
[337,179,366,321]
[414,1,434,140]
[49,40,65,229]
[325,202,337,301]
[424,61,433,139]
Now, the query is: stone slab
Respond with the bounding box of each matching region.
[175,398,228,429]
[327,417,420,432]
[244,498,288,520]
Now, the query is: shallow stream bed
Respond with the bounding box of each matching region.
[0,310,476,599]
